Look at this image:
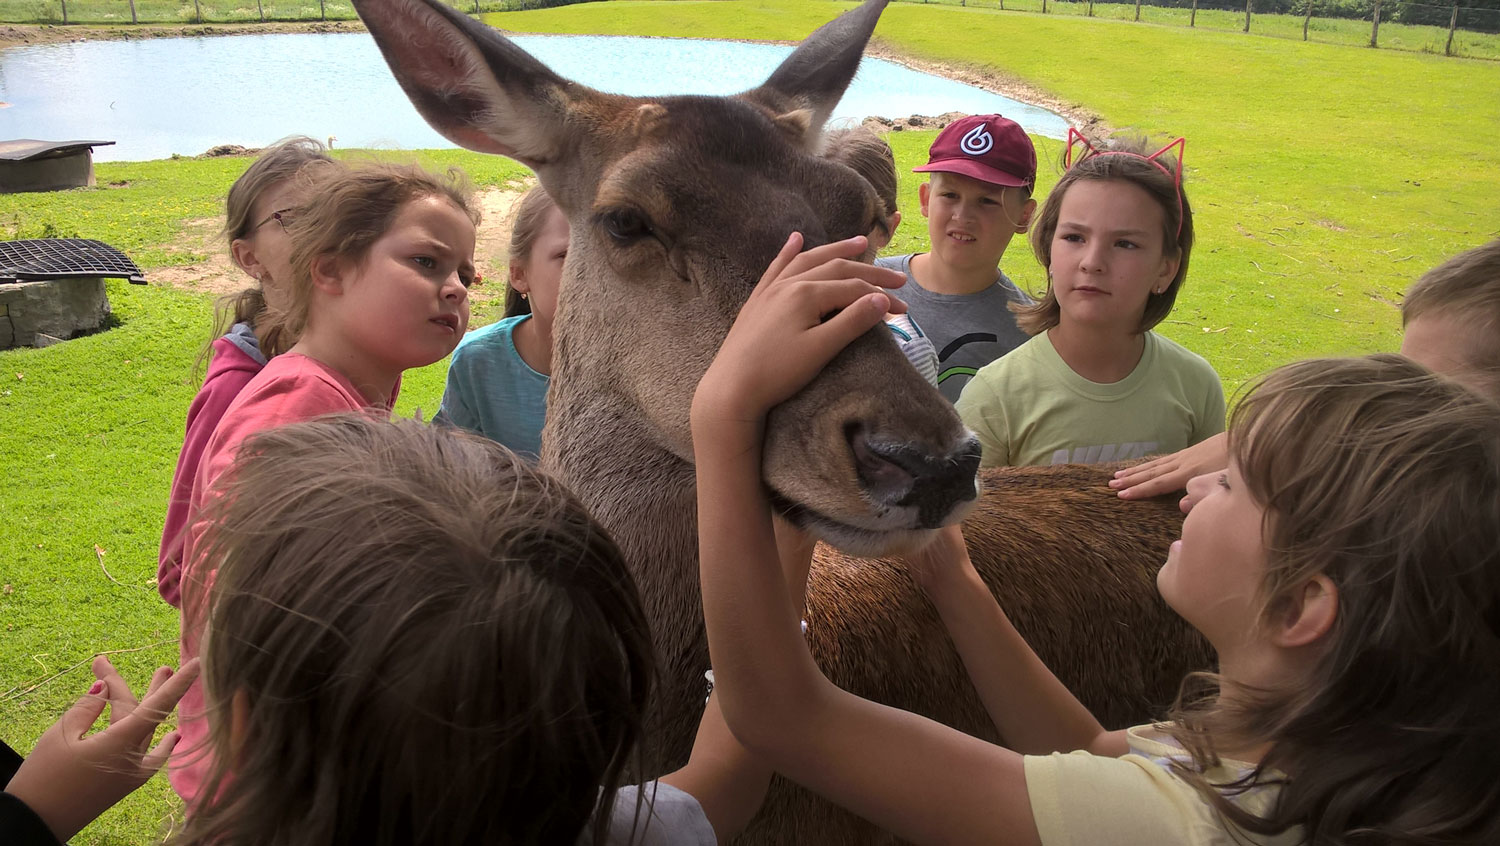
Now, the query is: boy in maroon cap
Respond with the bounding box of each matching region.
[876,114,1038,402]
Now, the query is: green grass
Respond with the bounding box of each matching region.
[3,2,1499,841]
[886,0,1500,61]
[0,0,525,24]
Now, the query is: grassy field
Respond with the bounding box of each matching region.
[2,1,1499,841]
[6,0,1498,61]
[890,0,1500,60]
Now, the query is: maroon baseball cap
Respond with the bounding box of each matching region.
[914,114,1036,190]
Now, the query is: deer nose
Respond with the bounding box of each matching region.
[848,426,981,527]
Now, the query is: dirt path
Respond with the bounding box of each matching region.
[149,184,527,306]
[0,20,365,50]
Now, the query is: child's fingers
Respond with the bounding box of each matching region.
[60,684,111,739]
[758,232,805,286]
[92,655,145,727]
[137,731,181,777]
[809,292,890,358]
[801,278,901,322]
[116,660,199,740]
[773,235,872,281]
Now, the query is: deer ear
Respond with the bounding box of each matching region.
[743,0,888,150]
[352,0,594,167]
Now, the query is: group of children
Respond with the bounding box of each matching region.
[2,113,1498,846]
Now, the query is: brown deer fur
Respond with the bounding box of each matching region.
[352,0,1213,841]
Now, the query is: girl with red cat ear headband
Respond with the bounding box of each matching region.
[953,131,1225,471]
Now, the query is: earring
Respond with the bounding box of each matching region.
[520,292,529,300]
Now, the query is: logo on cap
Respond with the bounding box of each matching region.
[960,124,993,157]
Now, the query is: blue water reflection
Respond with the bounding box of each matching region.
[0,32,1068,162]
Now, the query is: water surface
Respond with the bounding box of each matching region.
[0,33,1069,162]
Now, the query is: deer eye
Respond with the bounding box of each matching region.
[598,208,654,245]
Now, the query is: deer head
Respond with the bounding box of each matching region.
[354,0,979,554]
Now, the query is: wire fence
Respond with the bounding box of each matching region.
[0,0,550,27]
[895,0,1500,58]
[6,0,1498,59]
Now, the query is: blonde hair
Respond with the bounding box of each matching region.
[266,162,480,342]
[1166,354,1500,845]
[1014,136,1194,336]
[179,415,654,846]
[197,137,333,375]
[504,184,560,318]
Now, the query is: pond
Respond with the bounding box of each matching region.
[0,32,1069,162]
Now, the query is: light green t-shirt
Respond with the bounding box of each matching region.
[1025,724,1299,846]
[955,331,1225,468]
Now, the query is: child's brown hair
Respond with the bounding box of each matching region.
[1167,354,1500,844]
[268,162,480,342]
[1402,237,1500,397]
[178,415,655,846]
[1014,136,1194,336]
[823,127,899,226]
[504,184,560,318]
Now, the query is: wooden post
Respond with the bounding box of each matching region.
[193,0,201,22]
[1446,2,1458,55]
[1135,0,1141,19]
[256,0,264,21]
[1088,0,1094,14]
[1191,0,1198,26]
[129,0,137,23]
[1303,0,1313,38]
[1042,0,1047,13]
[1369,0,1380,46]
[319,0,325,19]
[1244,0,1252,32]
[60,0,67,22]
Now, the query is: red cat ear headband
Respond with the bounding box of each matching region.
[1064,128,1187,238]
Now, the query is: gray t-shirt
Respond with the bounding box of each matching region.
[875,253,1033,403]
[594,781,717,846]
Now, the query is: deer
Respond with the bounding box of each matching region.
[352,0,1212,841]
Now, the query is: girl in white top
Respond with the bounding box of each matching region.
[690,231,1500,846]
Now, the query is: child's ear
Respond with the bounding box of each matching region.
[889,210,902,234]
[1272,574,1338,650]
[310,254,348,295]
[1154,251,1182,295]
[918,182,932,218]
[509,262,529,293]
[1015,198,1037,233]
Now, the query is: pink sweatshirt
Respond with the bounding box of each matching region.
[169,352,396,808]
[157,325,266,608]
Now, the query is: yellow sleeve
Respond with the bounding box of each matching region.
[955,373,1012,468]
[1023,752,1221,846]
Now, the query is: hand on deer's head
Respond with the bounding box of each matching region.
[693,232,905,431]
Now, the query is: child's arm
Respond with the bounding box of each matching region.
[692,233,1041,846]
[658,527,814,842]
[904,525,1127,758]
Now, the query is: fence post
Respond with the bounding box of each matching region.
[1088,0,1094,14]
[1369,0,1380,46]
[193,0,201,22]
[129,0,137,22]
[474,0,480,13]
[1042,0,1047,13]
[1190,0,1198,26]
[1245,0,1253,31]
[60,0,67,22]
[1445,2,1457,54]
[1303,0,1313,38]
[319,0,326,20]
[1134,0,1141,19]
[256,0,263,21]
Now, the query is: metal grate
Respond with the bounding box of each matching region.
[0,238,146,284]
